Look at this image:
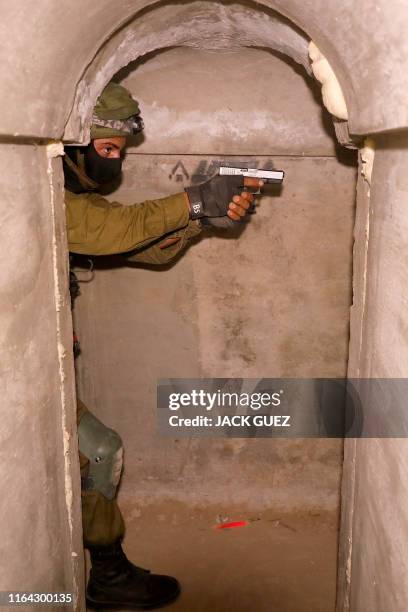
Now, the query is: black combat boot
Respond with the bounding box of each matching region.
[86,540,180,609]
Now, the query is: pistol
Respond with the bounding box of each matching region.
[219,166,284,185]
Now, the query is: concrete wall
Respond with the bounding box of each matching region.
[337,137,408,612]
[75,48,357,513]
[0,143,84,608]
[2,1,408,139]
[118,47,335,156]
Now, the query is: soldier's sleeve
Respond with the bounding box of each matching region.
[123,220,202,265]
[65,190,191,255]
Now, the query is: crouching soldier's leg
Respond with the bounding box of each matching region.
[77,400,180,609]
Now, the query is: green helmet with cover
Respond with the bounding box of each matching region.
[90,82,143,139]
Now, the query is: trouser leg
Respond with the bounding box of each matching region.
[77,399,125,547]
[77,402,181,608]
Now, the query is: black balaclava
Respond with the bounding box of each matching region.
[63,142,122,193]
[84,141,122,185]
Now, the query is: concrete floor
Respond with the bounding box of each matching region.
[113,501,339,612]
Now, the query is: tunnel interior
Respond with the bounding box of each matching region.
[3,1,408,611]
[71,6,358,609]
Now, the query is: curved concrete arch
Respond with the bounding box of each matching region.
[2,1,408,139]
[63,0,313,142]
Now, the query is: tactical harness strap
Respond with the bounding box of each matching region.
[64,151,99,190]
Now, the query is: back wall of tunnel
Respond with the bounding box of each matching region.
[74,44,357,513]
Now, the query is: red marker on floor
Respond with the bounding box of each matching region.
[215,520,249,530]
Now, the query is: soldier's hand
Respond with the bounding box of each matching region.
[227,178,263,221]
[185,175,264,227]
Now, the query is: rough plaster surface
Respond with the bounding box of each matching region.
[347,164,371,380]
[350,439,408,612]
[46,143,84,609]
[357,135,408,378]
[360,138,375,194]
[1,1,408,139]
[118,47,336,156]
[337,137,408,612]
[0,145,84,604]
[309,42,348,121]
[336,165,370,612]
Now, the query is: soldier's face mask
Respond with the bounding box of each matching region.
[84,142,123,185]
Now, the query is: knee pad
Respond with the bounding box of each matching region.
[78,411,123,500]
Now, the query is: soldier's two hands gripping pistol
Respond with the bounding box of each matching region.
[185,166,285,228]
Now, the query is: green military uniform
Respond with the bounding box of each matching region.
[76,400,125,546]
[66,81,195,609]
[66,84,202,548]
[66,190,201,261]
[69,191,201,546]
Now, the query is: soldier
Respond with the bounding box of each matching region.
[64,82,262,609]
